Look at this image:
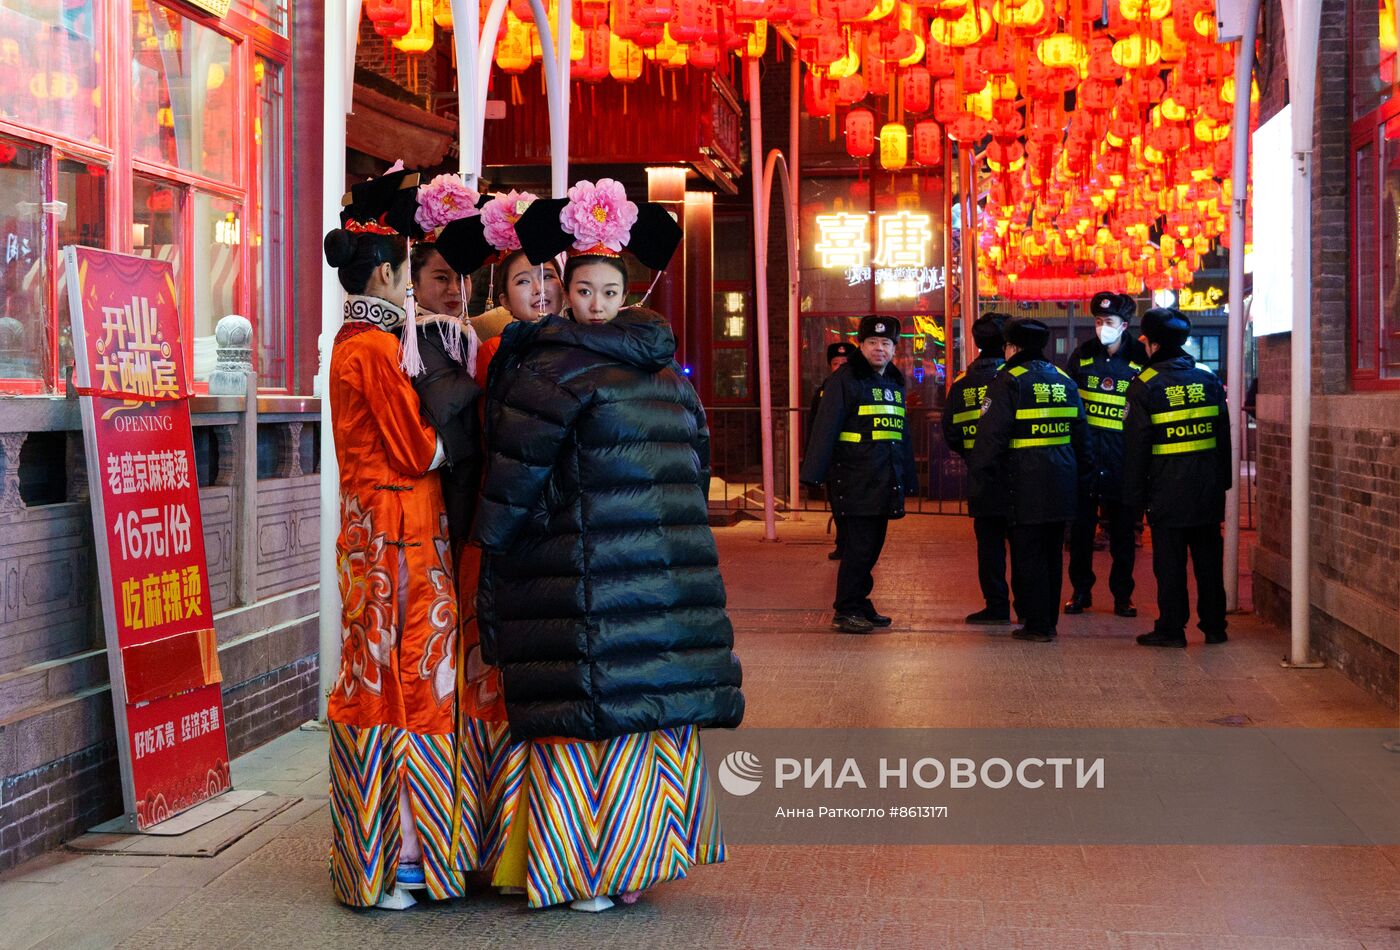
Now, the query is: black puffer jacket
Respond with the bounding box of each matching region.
[472,310,744,742]
[402,316,481,551]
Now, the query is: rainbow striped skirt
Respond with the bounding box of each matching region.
[460,719,728,908]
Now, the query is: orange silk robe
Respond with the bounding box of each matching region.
[329,321,458,737]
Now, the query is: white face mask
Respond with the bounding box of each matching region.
[1097,324,1124,347]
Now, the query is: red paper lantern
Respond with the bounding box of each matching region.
[913,119,943,165]
[901,66,931,113]
[845,107,875,158]
[805,71,838,117]
[835,73,868,104]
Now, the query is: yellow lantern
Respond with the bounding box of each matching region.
[1193,117,1230,143]
[829,36,861,79]
[879,122,908,170]
[1111,35,1161,69]
[930,4,990,46]
[1035,33,1085,69]
[496,11,532,72]
[1158,16,1187,60]
[609,34,643,81]
[745,20,768,58]
[433,0,452,29]
[393,0,435,54]
[1119,0,1170,20]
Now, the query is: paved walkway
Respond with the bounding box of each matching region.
[2,517,1396,949]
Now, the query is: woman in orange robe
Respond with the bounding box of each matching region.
[324,173,464,908]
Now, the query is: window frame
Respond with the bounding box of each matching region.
[709,209,756,406]
[1348,0,1400,390]
[0,0,294,394]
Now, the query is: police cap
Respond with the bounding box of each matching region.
[1090,291,1135,322]
[1140,307,1191,347]
[857,315,901,343]
[1004,317,1050,353]
[826,341,857,363]
[973,312,1008,352]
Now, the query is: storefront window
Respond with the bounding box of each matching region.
[131,0,237,182]
[191,193,241,383]
[0,140,45,384]
[55,158,108,377]
[0,0,103,145]
[1353,0,1397,119]
[1379,118,1400,378]
[254,57,288,388]
[1356,142,1379,374]
[711,213,754,404]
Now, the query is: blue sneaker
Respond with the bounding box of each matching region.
[396,863,426,888]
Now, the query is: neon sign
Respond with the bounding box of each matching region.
[814,210,940,299]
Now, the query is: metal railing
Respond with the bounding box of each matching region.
[705,404,1258,527]
[706,406,967,517]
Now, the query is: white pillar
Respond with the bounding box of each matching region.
[746,56,778,541]
[318,0,352,720]
[786,56,802,521]
[452,0,480,186]
[1281,0,1322,668]
[1223,0,1261,612]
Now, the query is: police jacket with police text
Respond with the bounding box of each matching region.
[800,350,919,519]
[941,353,1007,518]
[471,310,744,742]
[1122,349,1232,527]
[1064,335,1147,500]
[967,351,1093,525]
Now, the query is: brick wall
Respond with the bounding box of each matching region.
[0,650,319,872]
[1252,0,1400,708]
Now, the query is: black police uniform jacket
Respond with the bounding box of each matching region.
[799,349,919,518]
[967,350,1094,525]
[1064,335,1148,501]
[1122,348,1232,527]
[940,353,1006,518]
[471,309,744,742]
[402,316,482,551]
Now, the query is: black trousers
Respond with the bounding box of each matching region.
[1151,522,1227,638]
[833,515,889,615]
[1009,522,1066,635]
[972,515,1012,615]
[1068,494,1136,604]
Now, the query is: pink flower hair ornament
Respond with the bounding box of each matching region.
[480,190,539,252]
[415,173,481,236]
[559,178,638,256]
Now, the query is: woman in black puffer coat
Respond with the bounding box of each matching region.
[472,306,744,742]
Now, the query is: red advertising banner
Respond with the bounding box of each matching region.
[65,246,231,830]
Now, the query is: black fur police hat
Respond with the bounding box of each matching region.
[826,341,857,363]
[973,312,1009,352]
[1140,307,1191,347]
[1090,291,1135,321]
[1004,318,1050,353]
[857,315,901,343]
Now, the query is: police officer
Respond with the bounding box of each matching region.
[1064,291,1149,618]
[801,316,918,634]
[942,312,1014,624]
[1123,308,1232,647]
[811,340,858,560]
[968,318,1092,643]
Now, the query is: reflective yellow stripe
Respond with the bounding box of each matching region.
[1015,407,1079,419]
[839,432,861,442]
[1149,405,1220,424]
[951,409,981,424]
[1128,362,1143,371]
[1054,366,1071,379]
[964,438,975,448]
[1008,366,1029,377]
[1078,357,1095,367]
[1010,436,1071,448]
[858,403,905,416]
[1080,390,1127,405]
[1087,416,1125,431]
[1138,367,1158,383]
[872,430,903,440]
[1153,437,1217,455]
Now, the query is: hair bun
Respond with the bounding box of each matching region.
[323,229,358,268]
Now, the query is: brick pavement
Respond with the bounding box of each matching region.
[1,516,1397,949]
